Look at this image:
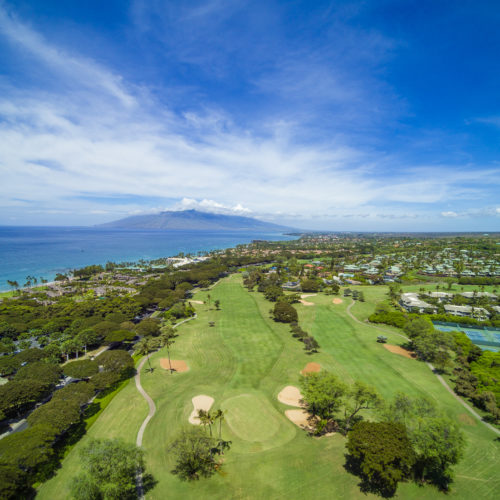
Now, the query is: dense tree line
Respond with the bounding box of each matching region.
[0,350,135,498]
[369,302,500,329]
[289,323,320,354]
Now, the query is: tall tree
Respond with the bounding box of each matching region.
[135,337,155,373]
[6,280,19,292]
[76,328,99,356]
[170,428,224,481]
[158,327,176,373]
[346,421,415,497]
[300,371,347,421]
[411,417,464,489]
[343,381,383,434]
[384,393,465,490]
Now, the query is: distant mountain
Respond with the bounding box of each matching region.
[97,210,295,232]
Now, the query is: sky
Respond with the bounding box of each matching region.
[0,0,499,231]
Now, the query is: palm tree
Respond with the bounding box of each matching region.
[158,330,176,374]
[135,338,154,372]
[7,280,19,294]
[197,409,209,432]
[215,409,225,439]
[199,410,215,437]
[164,337,175,373]
[213,408,231,456]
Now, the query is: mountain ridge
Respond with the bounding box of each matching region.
[96,209,295,232]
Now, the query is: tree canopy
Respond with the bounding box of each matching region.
[98,350,134,379]
[170,428,222,481]
[273,301,298,323]
[346,421,415,497]
[300,372,347,420]
[70,439,146,500]
[384,393,465,490]
[63,360,99,379]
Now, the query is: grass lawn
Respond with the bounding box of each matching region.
[38,276,500,499]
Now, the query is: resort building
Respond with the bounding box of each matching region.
[444,305,491,319]
[400,293,437,314]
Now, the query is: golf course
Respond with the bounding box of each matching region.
[38,275,500,499]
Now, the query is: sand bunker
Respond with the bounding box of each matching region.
[190,300,204,304]
[332,298,343,304]
[299,300,314,306]
[160,359,189,372]
[301,294,317,298]
[285,409,312,429]
[301,362,321,375]
[383,344,416,359]
[277,386,304,407]
[188,395,214,425]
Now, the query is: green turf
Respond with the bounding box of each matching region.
[38,276,500,500]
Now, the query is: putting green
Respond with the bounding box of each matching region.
[224,393,280,441]
[222,393,296,452]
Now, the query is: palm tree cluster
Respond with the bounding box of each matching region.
[134,329,176,373]
[197,408,231,456]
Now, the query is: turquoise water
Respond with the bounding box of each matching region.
[0,227,295,291]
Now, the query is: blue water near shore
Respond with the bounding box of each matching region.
[0,226,296,291]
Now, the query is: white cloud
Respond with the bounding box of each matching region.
[174,198,252,215]
[0,7,135,108]
[0,4,498,229]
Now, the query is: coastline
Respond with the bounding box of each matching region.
[0,227,295,292]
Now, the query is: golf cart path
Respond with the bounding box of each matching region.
[134,313,198,498]
[135,355,156,447]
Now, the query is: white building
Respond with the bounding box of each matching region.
[400,293,437,314]
[444,304,490,319]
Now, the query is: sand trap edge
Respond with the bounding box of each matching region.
[188,395,215,425]
[277,386,304,407]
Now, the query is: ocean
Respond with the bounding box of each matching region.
[0,226,296,291]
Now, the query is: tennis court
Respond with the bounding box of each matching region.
[433,322,500,352]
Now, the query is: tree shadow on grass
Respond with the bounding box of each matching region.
[142,473,158,494]
[343,455,398,498]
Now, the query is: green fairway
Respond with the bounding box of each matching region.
[38,276,500,500]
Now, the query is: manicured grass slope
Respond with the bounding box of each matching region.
[38,278,499,499]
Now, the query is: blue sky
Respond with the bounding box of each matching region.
[0,0,499,231]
